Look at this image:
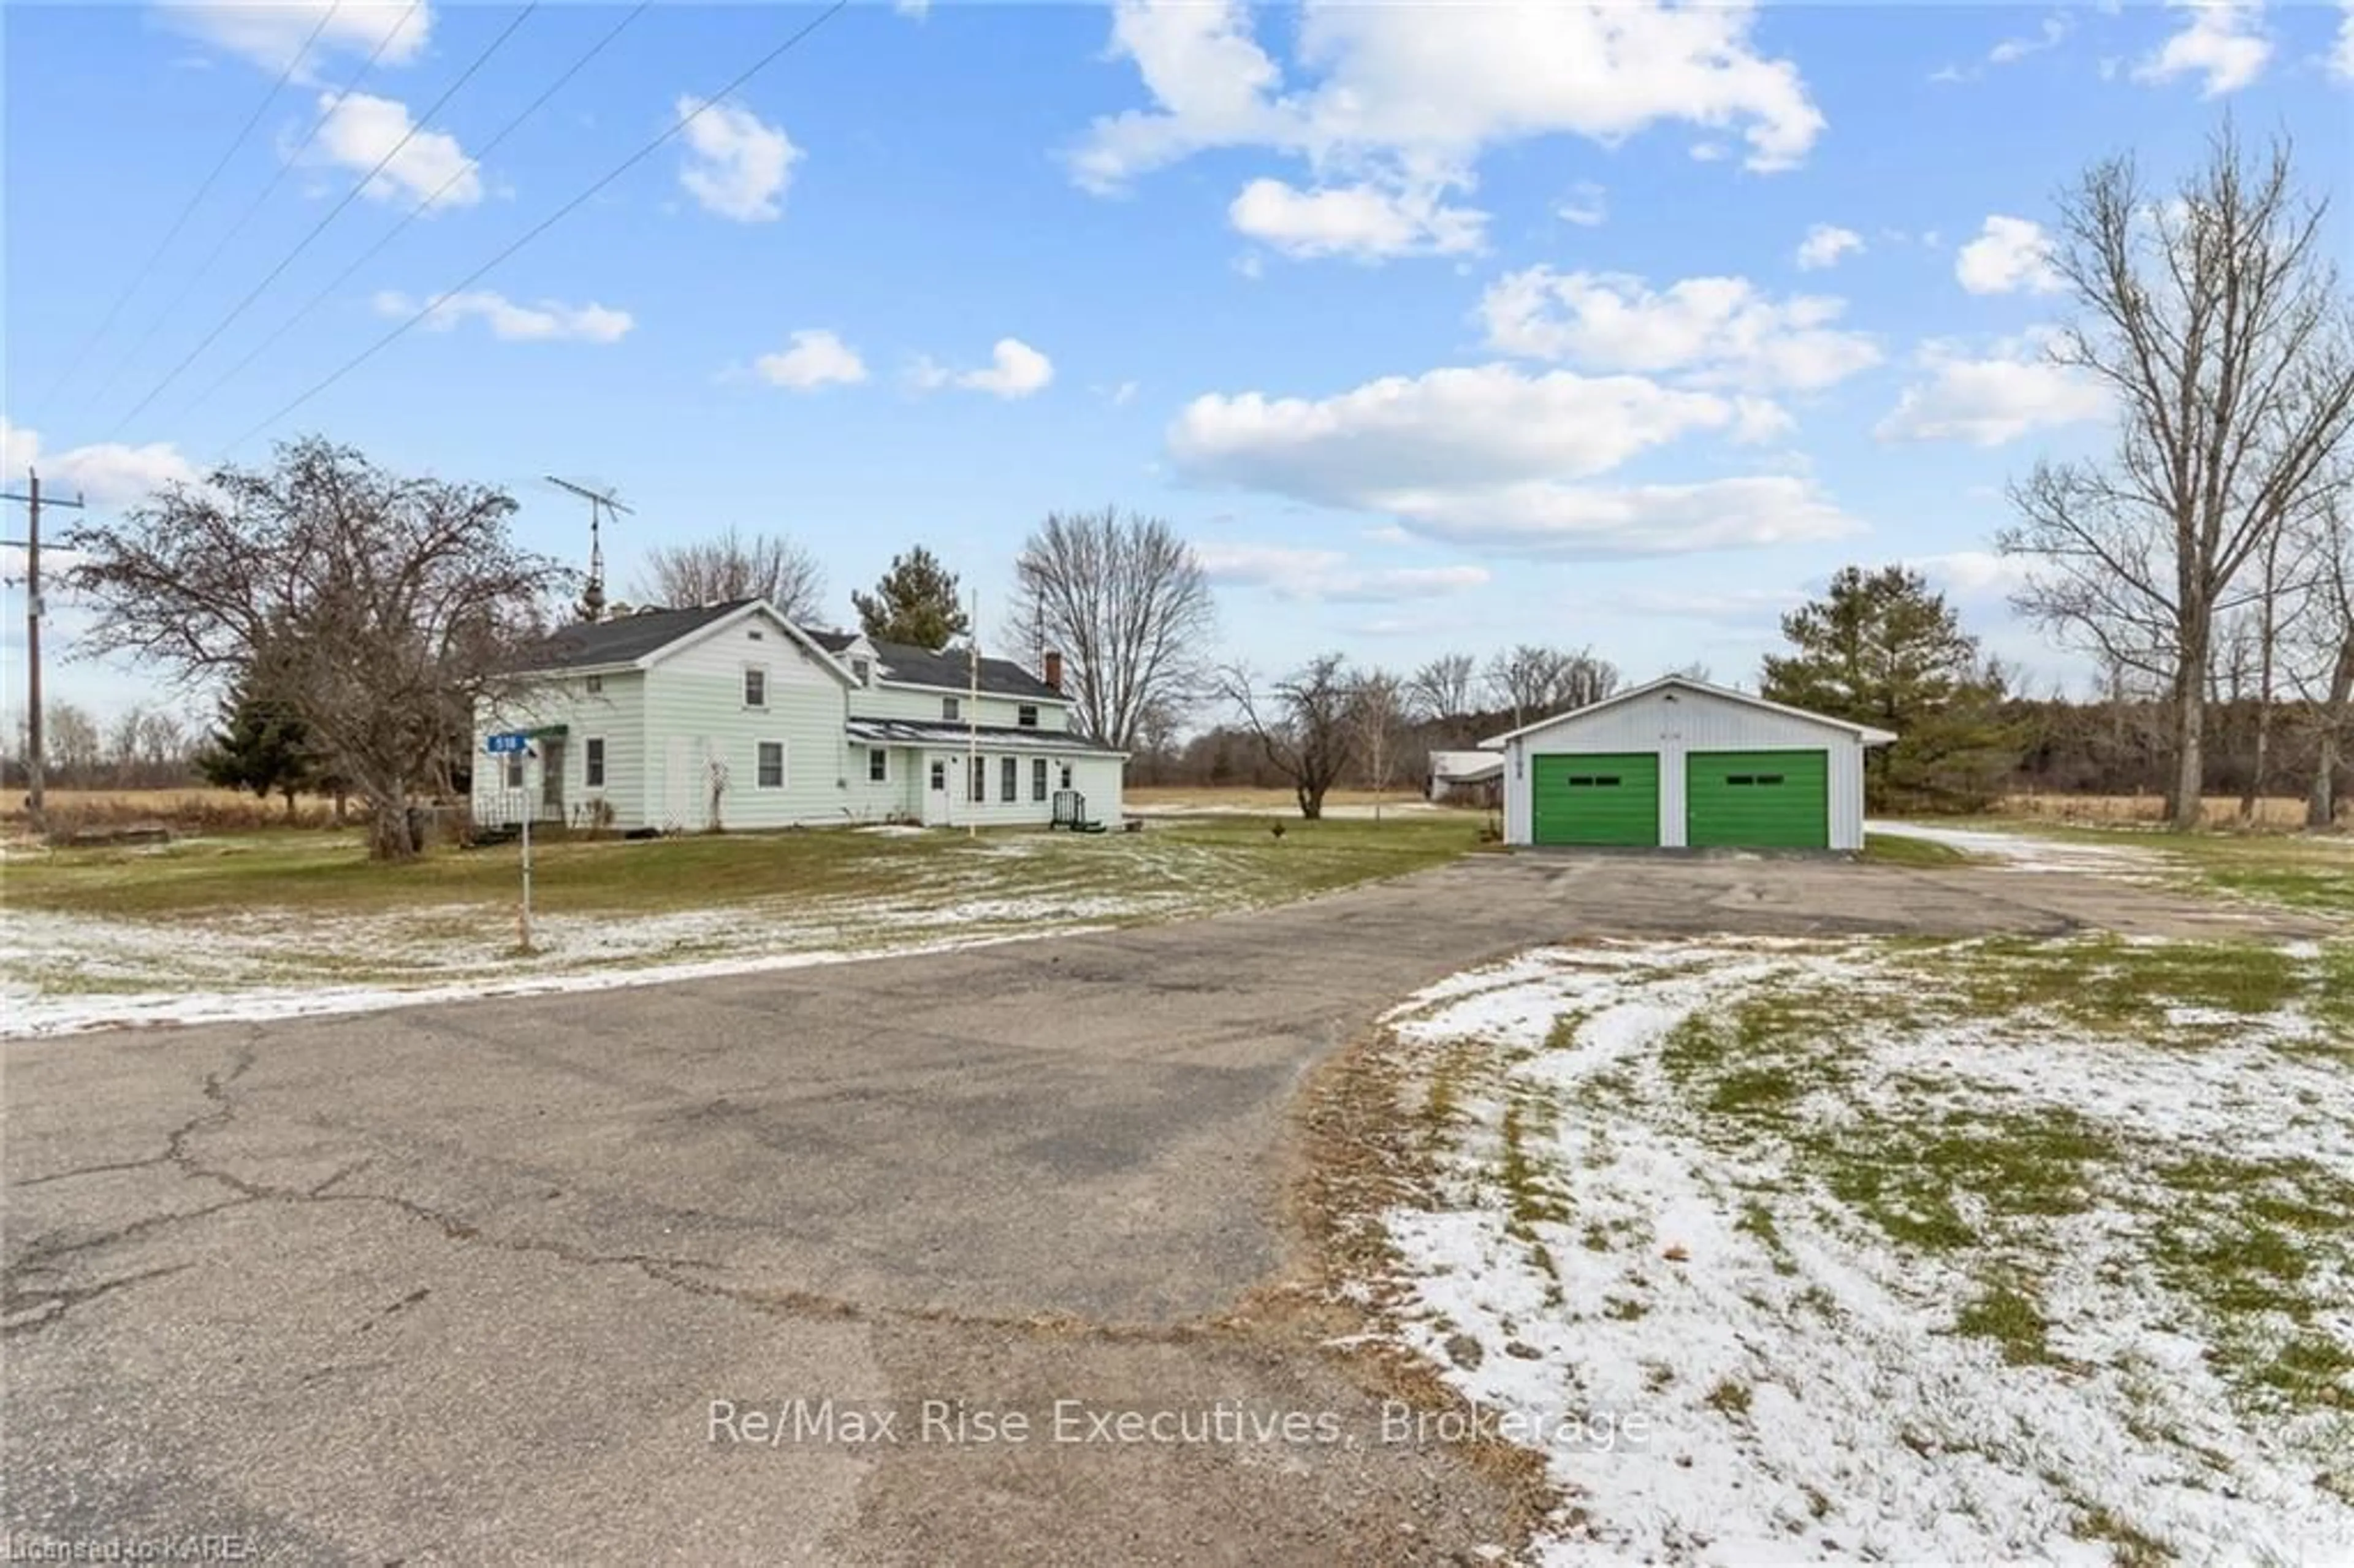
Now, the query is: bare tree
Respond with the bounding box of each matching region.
[634,527,825,621]
[68,437,572,860]
[45,703,101,788]
[1350,669,1409,823]
[1408,652,1479,723]
[2001,125,2354,829]
[1484,644,1621,727]
[1008,508,1216,750]
[1217,653,1357,820]
[2294,475,2354,827]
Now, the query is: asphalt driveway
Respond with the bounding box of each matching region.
[3,851,2312,1563]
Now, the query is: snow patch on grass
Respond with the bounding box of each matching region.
[1374,937,2354,1565]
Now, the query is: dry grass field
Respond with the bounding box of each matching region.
[2,786,346,836]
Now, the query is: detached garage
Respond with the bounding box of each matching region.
[1487,676,1895,853]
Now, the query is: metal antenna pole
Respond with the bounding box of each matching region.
[545,474,633,621]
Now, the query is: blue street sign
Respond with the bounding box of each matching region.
[484,732,530,755]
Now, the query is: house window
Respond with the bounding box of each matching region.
[969,757,986,802]
[504,754,525,790]
[744,666,768,709]
[1032,758,1048,802]
[852,658,872,685]
[585,738,606,788]
[585,674,603,695]
[1016,704,1038,728]
[1059,764,1073,791]
[929,759,947,791]
[757,741,785,788]
[943,696,961,722]
[1000,756,1018,801]
[868,748,888,783]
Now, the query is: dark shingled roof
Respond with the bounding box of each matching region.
[522,600,756,671]
[806,630,1064,702]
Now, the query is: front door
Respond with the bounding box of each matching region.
[538,738,565,823]
[922,756,951,826]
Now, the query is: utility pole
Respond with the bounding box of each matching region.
[966,590,980,840]
[2,470,88,827]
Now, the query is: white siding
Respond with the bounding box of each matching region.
[1501,685,1871,851]
[903,747,1124,830]
[641,610,858,830]
[473,671,649,829]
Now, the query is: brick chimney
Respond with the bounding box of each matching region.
[1042,650,1064,692]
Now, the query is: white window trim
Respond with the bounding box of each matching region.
[942,695,961,721]
[744,663,770,710]
[585,736,606,789]
[756,739,787,789]
[1016,704,1038,728]
[999,755,1018,802]
[867,747,888,783]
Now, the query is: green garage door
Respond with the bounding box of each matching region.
[1685,750,1829,848]
[1531,753,1659,847]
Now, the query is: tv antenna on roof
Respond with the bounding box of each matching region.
[545,474,633,622]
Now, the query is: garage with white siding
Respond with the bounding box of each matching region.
[1487,676,1894,852]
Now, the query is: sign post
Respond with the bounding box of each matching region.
[485,733,535,952]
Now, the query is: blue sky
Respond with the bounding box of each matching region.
[5,0,2351,729]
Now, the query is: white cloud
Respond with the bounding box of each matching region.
[2331,0,2354,78]
[1105,381,1141,406]
[1794,224,1863,271]
[1989,12,2073,64]
[0,419,202,510]
[1909,549,2040,599]
[1167,363,1858,557]
[161,2,431,77]
[1194,542,1490,603]
[1069,1,1824,261]
[373,289,633,343]
[1875,332,2108,446]
[1478,268,1880,392]
[894,0,930,16]
[1227,176,1486,260]
[1933,12,2074,80]
[676,96,799,222]
[910,338,1055,399]
[1954,215,2062,295]
[1556,181,1607,227]
[309,91,481,209]
[2133,0,2271,95]
[753,329,867,390]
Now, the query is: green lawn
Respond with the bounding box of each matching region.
[4,813,1487,921]
[1862,832,1974,867]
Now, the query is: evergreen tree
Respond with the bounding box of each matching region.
[852,546,969,647]
[1761,566,2023,812]
[196,671,316,819]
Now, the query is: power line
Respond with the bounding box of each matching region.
[30,3,343,421]
[179,3,652,424]
[222,0,852,457]
[78,1,422,425]
[106,3,541,441]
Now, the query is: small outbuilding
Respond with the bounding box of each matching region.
[1484,676,1895,852]
[1427,749,1505,807]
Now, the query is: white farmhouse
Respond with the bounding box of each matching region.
[1487,676,1894,851]
[471,598,1126,832]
